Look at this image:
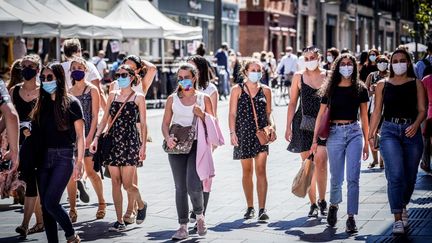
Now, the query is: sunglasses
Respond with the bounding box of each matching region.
[115,73,130,79]
[39,74,54,82]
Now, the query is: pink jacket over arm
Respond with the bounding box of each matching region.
[196,113,225,192]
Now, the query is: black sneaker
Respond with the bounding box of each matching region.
[77,180,90,203]
[243,207,255,219]
[190,211,197,223]
[346,217,358,233]
[318,199,328,216]
[327,205,338,227]
[308,203,319,217]
[136,201,147,224]
[109,221,126,232]
[258,208,269,222]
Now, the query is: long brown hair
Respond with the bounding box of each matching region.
[31,63,71,131]
[389,48,416,78]
[187,55,211,89]
[7,59,23,90]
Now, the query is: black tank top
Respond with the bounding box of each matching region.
[383,80,418,120]
[12,85,37,144]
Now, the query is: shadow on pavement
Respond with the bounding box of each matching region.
[76,221,141,242]
[145,230,204,242]
[0,204,22,212]
[267,216,324,231]
[285,226,352,242]
[365,174,432,242]
[360,169,385,174]
[209,219,260,232]
[0,235,34,243]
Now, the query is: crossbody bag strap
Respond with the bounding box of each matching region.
[191,93,203,126]
[105,91,135,135]
[243,83,260,131]
[379,79,387,123]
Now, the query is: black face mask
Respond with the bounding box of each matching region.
[21,67,37,81]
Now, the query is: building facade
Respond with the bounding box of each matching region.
[239,0,297,59]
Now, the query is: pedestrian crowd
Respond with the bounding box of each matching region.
[0,38,432,242]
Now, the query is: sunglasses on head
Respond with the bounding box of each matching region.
[39,74,54,82]
[115,73,130,79]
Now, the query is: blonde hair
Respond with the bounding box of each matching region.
[241,58,263,78]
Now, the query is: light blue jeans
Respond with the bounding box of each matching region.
[326,122,363,215]
[379,121,423,214]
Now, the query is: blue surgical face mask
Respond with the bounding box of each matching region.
[248,72,262,83]
[118,76,131,88]
[369,55,377,62]
[178,79,193,91]
[42,80,57,94]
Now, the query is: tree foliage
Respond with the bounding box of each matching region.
[413,0,432,40]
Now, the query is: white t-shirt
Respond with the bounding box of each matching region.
[198,82,218,96]
[62,60,101,89]
[92,56,107,77]
[276,54,298,74]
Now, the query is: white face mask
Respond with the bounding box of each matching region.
[248,72,262,83]
[327,55,334,63]
[377,62,388,72]
[305,60,319,71]
[392,63,408,76]
[339,65,354,78]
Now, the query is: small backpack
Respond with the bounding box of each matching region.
[422,58,432,78]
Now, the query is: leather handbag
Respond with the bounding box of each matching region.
[93,92,135,175]
[244,84,275,145]
[317,96,331,139]
[300,114,316,132]
[162,118,197,154]
[292,154,315,198]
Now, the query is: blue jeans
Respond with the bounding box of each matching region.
[37,148,75,243]
[326,122,363,215]
[379,121,423,214]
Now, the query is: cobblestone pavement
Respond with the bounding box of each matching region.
[1,101,431,243]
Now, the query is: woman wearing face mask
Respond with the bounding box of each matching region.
[12,55,44,237]
[359,49,380,82]
[108,55,156,225]
[32,63,85,243]
[286,46,329,217]
[66,57,105,223]
[323,47,340,71]
[365,55,389,169]
[369,48,425,235]
[311,53,369,233]
[90,64,148,232]
[229,59,276,221]
[186,55,219,227]
[161,63,213,240]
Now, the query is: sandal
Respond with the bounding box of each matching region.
[379,159,385,169]
[28,223,44,234]
[96,203,106,219]
[15,225,28,237]
[69,209,78,223]
[67,234,81,243]
[368,161,378,169]
[123,212,136,225]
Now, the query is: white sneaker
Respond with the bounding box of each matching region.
[172,225,188,240]
[393,220,405,234]
[196,215,208,236]
[402,208,408,227]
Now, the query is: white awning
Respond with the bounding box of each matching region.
[0,0,58,37]
[104,0,162,38]
[37,0,122,39]
[127,0,202,40]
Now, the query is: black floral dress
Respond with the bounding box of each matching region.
[288,75,326,153]
[104,95,141,166]
[234,83,269,160]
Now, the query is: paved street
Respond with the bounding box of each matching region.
[0,100,431,243]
